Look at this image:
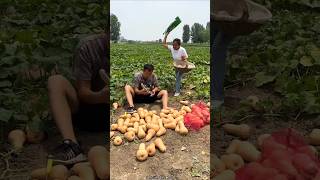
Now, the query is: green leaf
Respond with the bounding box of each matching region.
[0,80,12,88]
[310,47,320,65]
[303,92,320,114]
[0,108,13,122]
[255,72,276,87]
[300,56,313,67]
[15,30,35,43]
[0,56,16,66]
[4,43,17,55]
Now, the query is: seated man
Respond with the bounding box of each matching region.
[125,64,169,113]
[47,33,109,164]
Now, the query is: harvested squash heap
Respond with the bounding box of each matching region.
[110,106,191,161]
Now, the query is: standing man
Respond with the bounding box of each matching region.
[125,64,169,113]
[47,32,109,164]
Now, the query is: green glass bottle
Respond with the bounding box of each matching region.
[164,16,181,35]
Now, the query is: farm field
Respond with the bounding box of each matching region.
[110,43,211,179]
[110,43,210,105]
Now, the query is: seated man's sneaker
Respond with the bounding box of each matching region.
[126,106,137,113]
[174,92,180,97]
[50,139,86,165]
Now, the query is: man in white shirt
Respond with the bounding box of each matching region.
[163,33,189,96]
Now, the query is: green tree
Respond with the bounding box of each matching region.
[199,22,210,43]
[191,23,205,43]
[110,14,121,42]
[182,24,190,43]
[206,22,210,31]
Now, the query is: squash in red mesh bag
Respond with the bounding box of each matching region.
[201,110,210,124]
[262,149,298,178]
[184,113,204,130]
[236,162,278,180]
[292,153,319,179]
[191,105,204,120]
[183,101,210,130]
[236,128,320,180]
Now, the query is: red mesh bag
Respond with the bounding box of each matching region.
[183,101,210,130]
[184,113,204,130]
[236,128,320,180]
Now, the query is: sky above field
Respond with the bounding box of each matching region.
[110,0,210,41]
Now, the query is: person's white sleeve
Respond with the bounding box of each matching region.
[182,48,188,58]
[167,45,173,51]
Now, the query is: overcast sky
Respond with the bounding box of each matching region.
[110,0,210,41]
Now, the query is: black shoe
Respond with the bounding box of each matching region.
[126,106,137,114]
[50,139,87,165]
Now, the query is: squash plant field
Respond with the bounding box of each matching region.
[222,4,320,119]
[0,0,107,139]
[110,43,210,106]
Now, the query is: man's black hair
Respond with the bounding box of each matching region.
[173,38,181,45]
[144,64,154,71]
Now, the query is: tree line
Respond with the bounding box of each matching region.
[111,14,209,43]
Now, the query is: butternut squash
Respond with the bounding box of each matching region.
[309,129,320,145]
[8,129,26,150]
[136,143,148,161]
[164,121,176,129]
[156,119,166,137]
[212,154,226,176]
[238,141,261,162]
[257,134,271,149]
[178,120,188,135]
[213,170,235,180]
[180,100,189,106]
[111,124,118,131]
[221,154,244,171]
[145,129,156,141]
[222,123,251,139]
[154,138,166,152]
[88,146,109,179]
[125,131,135,142]
[146,143,156,157]
[147,123,159,132]
[138,126,146,139]
[113,136,122,146]
[71,163,95,180]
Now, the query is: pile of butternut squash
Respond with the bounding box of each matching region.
[111,106,190,161]
[7,128,45,151]
[214,124,320,180]
[31,145,109,180]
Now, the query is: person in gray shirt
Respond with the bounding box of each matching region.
[47,33,108,164]
[125,64,169,113]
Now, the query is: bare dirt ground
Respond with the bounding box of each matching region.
[110,100,210,180]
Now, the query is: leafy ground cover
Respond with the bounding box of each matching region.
[0,1,107,178]
[223,3,320,119]
[0,0,107,140]
[110,43,210,106]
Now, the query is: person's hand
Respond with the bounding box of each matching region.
[150,89,157,96]
[140,89,149,95]
[181,56,186,61]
